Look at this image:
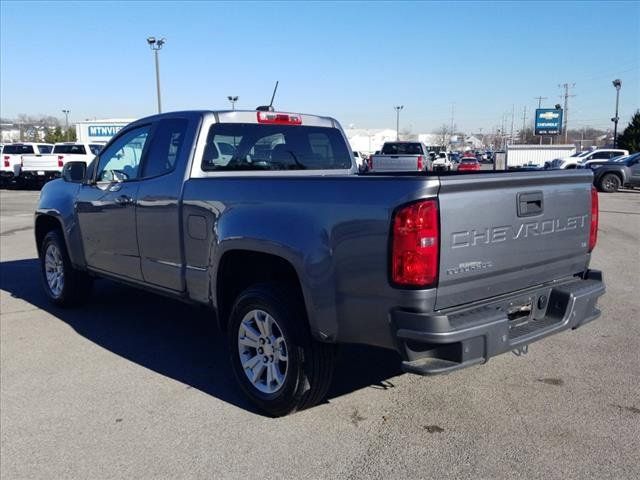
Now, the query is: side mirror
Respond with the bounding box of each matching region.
[62,161,87,183]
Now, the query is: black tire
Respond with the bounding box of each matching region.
[597,173,621,193]
[39,229,93,307]
[228,284,336,417]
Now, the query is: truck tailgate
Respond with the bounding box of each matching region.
[436,170,593,310]
[371,155,420,172]
[22,154,57,170]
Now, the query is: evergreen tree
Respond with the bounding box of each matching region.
[617,111,640,152]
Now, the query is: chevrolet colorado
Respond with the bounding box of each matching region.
[35,110,605,416]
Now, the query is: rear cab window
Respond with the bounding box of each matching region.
[3,145,34,155]
[381,143,424,155]
[37,145,53,153]
[201,123,351,171]
[53,144,87,155]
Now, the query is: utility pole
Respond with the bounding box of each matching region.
[521,106,527,143]
[394,105,404,140]
[559,83,576,143]
[62,109,70,141]
[534,97,547,144]
[450,103,455,138]
[534,96,548,109]
[509,104,515,146]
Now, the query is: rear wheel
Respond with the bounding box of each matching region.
[228,284,336,416]
[598,173,621,193]
[40,230,92,306]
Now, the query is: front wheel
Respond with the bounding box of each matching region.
[598,173,621,193]
[40,230,93,306]
[228,284,336,416]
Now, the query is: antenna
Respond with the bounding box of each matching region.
[256,81,279,112]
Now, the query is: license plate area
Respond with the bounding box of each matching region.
[37,171,45,176]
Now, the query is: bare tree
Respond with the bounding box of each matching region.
[434,124,450,147]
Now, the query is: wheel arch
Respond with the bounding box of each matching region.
[215,249,309,334]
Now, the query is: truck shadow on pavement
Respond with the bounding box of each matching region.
[0,258,403,415]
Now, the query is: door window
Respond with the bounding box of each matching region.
[96,126,151,182]
[141,119,189,178]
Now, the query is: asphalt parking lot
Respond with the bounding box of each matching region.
[1,188,639,479]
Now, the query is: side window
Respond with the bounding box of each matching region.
[96,126,151,182]
[142,119,189,178]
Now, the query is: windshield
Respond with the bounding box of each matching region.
[461,158,477,164]
[381,143,423,155]
[570,151,591,158]
[53,144,87,155]
[201,124,352,171]
[3,144,34,155]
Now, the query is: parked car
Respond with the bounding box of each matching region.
[590,152,640,192]
[369,141,430,172]
[21,142,104,186]
[457,157,481,172]
[432,151,453,171]
[35,109,604,416]
[554,148,629,169]
[1,143,53,187]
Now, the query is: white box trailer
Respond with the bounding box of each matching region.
[506,144,576,168]
[75,118,136,144]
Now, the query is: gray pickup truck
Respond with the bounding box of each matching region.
[35,109,605,416]
[369,141,431,172]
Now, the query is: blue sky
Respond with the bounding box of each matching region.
[1,1,638,133]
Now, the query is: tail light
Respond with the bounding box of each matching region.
[391,199,439,287]
[589,186,598,252]
[3,156,9,168]
[256,111,302,125]
[58,155,64,167]
[417,155,424,171]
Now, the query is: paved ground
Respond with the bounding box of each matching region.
[1,188,638,479]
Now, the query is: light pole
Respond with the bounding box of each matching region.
[394,105,404,140]
[62,109,70,141]
[612,79,622,147]
[227,96,238,110]
[147,36,166,113]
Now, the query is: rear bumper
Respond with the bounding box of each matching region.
[392,270,605,375]
[21,170,61,181]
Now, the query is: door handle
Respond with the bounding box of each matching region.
[517,191,543,217]
[115,195,134,206]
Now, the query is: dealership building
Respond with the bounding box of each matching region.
[75,118,136,143]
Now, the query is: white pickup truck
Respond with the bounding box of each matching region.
[1,143,53,187]
[21,142,103,186]
[432,151,453,171]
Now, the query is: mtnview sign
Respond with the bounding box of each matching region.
[76,119,135,143]
[88,125,126,137]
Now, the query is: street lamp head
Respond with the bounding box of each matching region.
[147,36,156,45]
[612,79,622,90]
[156,38,166,48]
